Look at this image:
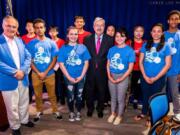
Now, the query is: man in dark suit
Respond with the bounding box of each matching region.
[84,17,113,118]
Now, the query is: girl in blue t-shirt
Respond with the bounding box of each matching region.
[107,28,135,125]
[58,26,91,122]
[134,23,171,125]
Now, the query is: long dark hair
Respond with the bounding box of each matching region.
[146,23,165,52]
[131,25,144,48]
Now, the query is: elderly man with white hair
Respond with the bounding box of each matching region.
[84,17,114,118]
[0,16,34,135]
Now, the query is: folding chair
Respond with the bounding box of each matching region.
[148,92,169,135]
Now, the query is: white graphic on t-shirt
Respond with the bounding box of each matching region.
[34,47,50,64]
[66,50,82,66]
[110,53,124,70]
[145,47,161,64]
[166,37,177,55]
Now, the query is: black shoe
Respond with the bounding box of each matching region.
[34,112,43,122]
[87,111,93,117]
[21,121,34,127]
[12,128,21,135]
[53,112,63,120]
[98,112,103,118]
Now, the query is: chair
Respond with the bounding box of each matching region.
[148,92,169,135]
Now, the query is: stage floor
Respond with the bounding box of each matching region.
[0,101,174,135]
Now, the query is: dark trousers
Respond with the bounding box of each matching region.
[28,70,34,103]
[65,78,85,112]
[86,70,107,113]
[55,68,66,104]
[141,76,166,115]
[131,71,142,101]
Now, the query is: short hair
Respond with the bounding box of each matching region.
[167,10,180,20]
[3,15,19,27]
[33,18,46,27]
[26,19,33,24]
[74,16,84,22]
[49,26,59,32]
[93,17,105,26]
[133,24,144,31]
[106,25,115,30]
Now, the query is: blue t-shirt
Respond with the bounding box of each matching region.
[107,45,135,74]
[58,44,91,78]
[141,42,171,77]
[26,37,58,76]
[164,30,180,76]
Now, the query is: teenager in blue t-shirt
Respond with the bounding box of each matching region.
[134,23,171,124]
[58,26,91,122]
[164,10,180,122]
[107,28,135,125]
[26,18,62,122]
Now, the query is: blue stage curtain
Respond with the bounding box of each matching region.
[0,0,179,39]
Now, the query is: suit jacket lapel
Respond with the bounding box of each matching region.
[91,34,96,56]
[1,35,17,67]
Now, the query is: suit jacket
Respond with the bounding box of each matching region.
[0,35,31,91]
[84,34,113,81]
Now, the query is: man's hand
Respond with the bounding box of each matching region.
[14,70,24,80]
[37,72,47,80]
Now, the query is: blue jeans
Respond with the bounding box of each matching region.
[64,77,85,112]
[141,76,166,115]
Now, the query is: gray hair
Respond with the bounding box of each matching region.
[93,17,105,26]
[2,15,19,27]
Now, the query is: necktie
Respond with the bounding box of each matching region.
[96,36,101,54]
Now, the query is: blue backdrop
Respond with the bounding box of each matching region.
[0,0,180,39]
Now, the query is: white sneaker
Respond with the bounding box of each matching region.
[107,114,116,123]
[173,114,180,123]
[75,112,81,121]
[113,116,122,125]
[69,112,75,122]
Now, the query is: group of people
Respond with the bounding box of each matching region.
[0,10,180,135]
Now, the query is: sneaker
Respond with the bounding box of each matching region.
[173,114,180,123]
[107,114,116,123]
[113,116,122,125]
[69,112,75,122]
[75,112,81,121]
[53,112,62,120]
[34,112,43,122]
